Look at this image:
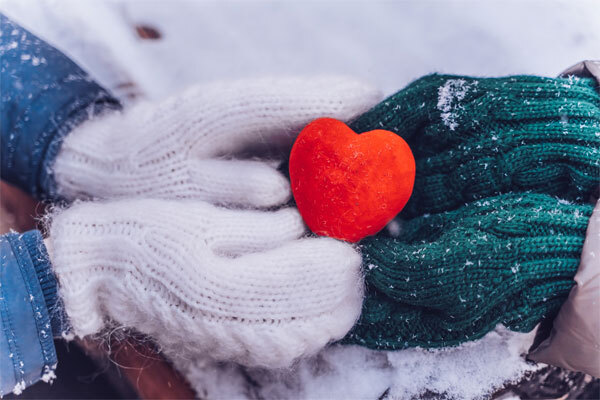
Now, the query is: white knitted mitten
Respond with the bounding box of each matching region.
[47,198,364,368]
[53,76,381,206]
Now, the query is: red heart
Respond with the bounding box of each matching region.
[289,118,415,242]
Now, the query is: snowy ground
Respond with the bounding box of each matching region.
[2,0,598,398]
[178,327,539,399]
[3,0,600,100]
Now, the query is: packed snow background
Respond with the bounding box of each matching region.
[3,0,599,100]
[2,0,599,398]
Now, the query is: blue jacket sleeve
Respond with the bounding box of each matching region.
[0,14,121,199]
[0,230,62,396]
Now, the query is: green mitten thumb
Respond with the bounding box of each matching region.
[351,74,600,218]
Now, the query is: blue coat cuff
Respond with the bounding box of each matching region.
[0,230,61,395]
[0,14,121,200]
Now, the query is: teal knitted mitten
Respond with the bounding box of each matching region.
[350,74,600,218]
[343,193,593,349]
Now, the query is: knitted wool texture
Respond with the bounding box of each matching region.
[345,193,593,349]
[48,199,364,368]
[350,74,600,218]
[53,77,380,207]
[344,74,599,349]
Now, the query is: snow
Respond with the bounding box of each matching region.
[2,0,599,99]
[12,380,25,396]
[40,364,57,384]
[386,219,402,236]
[0,0,595,397]
[437,79,472,131]
[181,326,539,399]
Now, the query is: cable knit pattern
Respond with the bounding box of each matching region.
[350,74,600,218]
[344,74,599,350]
[344,194,593,349]
[47,199,364,368]
[53,76,380,206]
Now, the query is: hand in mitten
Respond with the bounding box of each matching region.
[344,193,592,349]
[46,199,363,368]
[53,77,380,206]
[350,74,600,217]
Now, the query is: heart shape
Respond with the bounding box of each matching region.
[289,118,415,242]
